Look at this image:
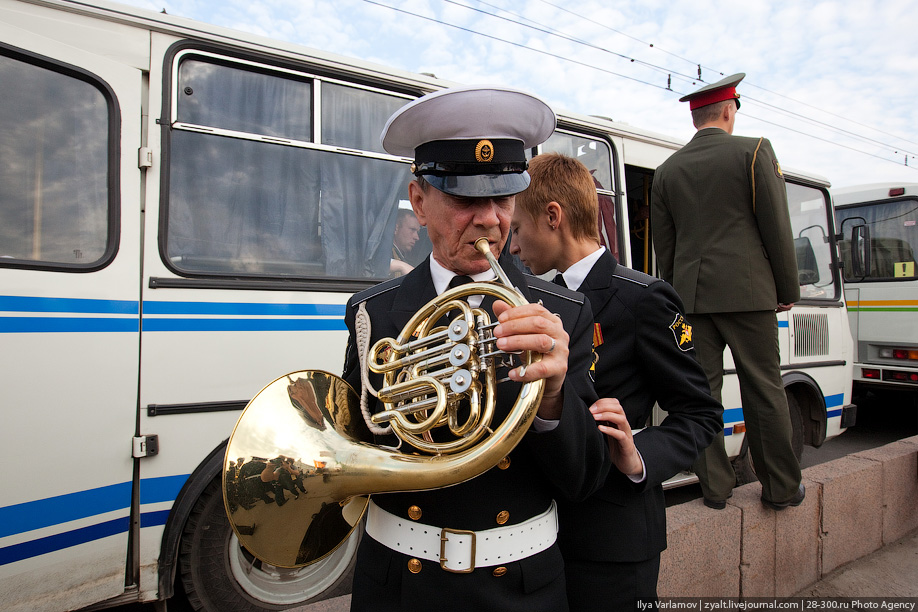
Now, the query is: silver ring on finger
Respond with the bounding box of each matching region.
[547,337,556,354]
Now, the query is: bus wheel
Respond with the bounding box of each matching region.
[177,477,358,612]
[732,392,805,486]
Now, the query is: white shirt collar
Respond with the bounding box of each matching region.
[429,256,496,305]
[556,246,605,291]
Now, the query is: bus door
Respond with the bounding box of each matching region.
[783,180,851,443]
[0,16,144,612]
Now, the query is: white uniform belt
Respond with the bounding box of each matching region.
[365,499,558,573]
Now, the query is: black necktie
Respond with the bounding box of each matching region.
[448,275,473,289]
[553,273,567,288]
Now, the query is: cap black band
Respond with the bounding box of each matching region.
[413,138,527,177]
[413,160,528,176]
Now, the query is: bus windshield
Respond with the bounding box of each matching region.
[835,197,918,282]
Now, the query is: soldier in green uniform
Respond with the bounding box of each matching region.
[650,73,806,511]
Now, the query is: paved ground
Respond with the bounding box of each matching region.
[793,527,918,598]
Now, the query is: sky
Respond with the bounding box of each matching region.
[116,0,918,189]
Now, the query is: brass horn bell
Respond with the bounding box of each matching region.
[223,238,544,569]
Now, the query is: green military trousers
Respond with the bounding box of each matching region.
[689,311,802,504]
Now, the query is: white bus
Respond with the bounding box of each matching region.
[834,184,918,390]
[0,1,854,610]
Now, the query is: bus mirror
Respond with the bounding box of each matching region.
[850,224,870,279]
[794,237,819,286]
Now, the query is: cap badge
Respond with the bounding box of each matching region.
[475,139,495,163]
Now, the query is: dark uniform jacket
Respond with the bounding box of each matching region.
[342,254,609,611]
[650,127,800,313]
[558,251,723,563]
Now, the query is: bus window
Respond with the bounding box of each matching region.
[321,81,408,153]
[165,52,416,280]
[0,51,113,267]
[786,182,839,301]
[539,132,618,259]
[836,199,918,282]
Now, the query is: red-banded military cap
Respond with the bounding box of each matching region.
[380,85,556,197]
[679,73,745,110]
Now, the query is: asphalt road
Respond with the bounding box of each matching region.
[108,387,918,612]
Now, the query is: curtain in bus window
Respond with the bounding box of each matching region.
[177,58,312,141]
[0,53,109,265]
[167,131,412,278]
[167,131,322,275]
[318,154,411,278]
[321,83,409,154]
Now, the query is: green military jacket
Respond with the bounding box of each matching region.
[650,127,800,313]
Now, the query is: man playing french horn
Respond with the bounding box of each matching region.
[341,86,619,611]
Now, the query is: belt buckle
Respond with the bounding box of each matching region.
[439,527,476,573]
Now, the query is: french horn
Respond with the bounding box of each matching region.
[223,238,545,571]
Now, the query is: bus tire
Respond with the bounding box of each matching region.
[177,476,358,612]
[732,392,805,486]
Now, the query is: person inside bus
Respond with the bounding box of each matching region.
[341,85,611,612]
[389,207,421,277]
[650,73,805,511]
[509,152,723,610]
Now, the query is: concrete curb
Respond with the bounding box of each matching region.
[658,435,918,597]
[294,436,918,609]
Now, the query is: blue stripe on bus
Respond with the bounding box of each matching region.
[0,482,132,538]
[143,318,346,332]
[0,517,130,566]
[722,407,744,425]
[778,320,788,328]
[140,509,172,528]
[0,316,346,333]
[140,474,189,504]
[721,392,844,431]
[0,475,190,566]
[0,317,140,333]
[1,297,347,333]
[144,301,345,316]
[0,475,189,539]
[0,295,139,314]
[0,509,175,566]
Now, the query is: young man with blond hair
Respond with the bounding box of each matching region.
[511,152,722,611]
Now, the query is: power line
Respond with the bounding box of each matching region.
[359,0,917,170]
[515,1,918,159]
[744,96,918,159]
[360,0,670,92]
[532,0,722,79]
[465,0,918,161]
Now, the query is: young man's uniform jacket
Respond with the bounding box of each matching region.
[558,250,722,604]
[342,253,610,612]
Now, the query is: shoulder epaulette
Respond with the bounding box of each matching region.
[525,274,585,304]
[350,277,403,307]
[612,265,659,288]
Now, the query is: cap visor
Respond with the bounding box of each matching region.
[426,172,530,197]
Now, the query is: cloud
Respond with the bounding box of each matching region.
[117,0,918,187]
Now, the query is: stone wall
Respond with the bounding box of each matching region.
[658,435,918,597]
